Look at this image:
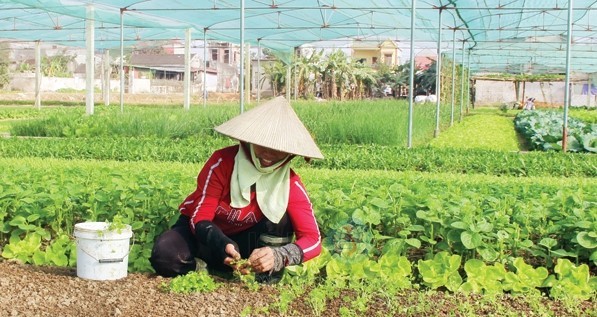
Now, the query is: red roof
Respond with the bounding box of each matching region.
[415,55,435,70]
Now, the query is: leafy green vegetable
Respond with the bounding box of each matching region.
[162,271,219,294]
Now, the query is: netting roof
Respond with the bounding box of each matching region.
[1,0,596,74]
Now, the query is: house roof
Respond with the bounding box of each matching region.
[128,53,217,73]
[415,56,435,70]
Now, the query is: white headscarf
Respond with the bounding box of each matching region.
[229,144,291,224]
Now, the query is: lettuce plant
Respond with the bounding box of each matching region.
[544,258,596,300]
[417,251,462,291]
[502,257,548,294]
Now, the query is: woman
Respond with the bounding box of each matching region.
[150,97,323,280]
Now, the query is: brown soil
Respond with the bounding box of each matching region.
[0,259,281,317]
[1,260,595,317]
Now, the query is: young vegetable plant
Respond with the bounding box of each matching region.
[371,250,412,291]
[231,258,259,291]
[459,259,506,295]
[161,271,219,294]
[544,258,596,301]
[502,257,548,295]
[417,251,462,292]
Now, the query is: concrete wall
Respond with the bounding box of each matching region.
[474,79,596,107]
[10,73,123,92]
[11,74,175,94]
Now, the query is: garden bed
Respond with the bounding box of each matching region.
[1,260,593,317]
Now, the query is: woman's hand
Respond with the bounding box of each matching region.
[223,244,252,274]
[223,243,241,266]
[248,247,276,273]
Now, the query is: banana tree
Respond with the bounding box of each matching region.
[261,60,286,96]
[322,50,351,100]
[292,50,325,98]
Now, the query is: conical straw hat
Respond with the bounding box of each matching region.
[214,96,324,159]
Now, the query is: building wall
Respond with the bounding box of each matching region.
[251,59,273,95]
[379,44,400,66]
[352,50,379,65]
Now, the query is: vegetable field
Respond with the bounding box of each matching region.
[0,99,595,316]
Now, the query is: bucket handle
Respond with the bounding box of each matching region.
[76,233,135,264]
[99,258,125,263]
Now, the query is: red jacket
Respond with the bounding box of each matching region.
[179,145,321,262]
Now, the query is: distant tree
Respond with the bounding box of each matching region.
[351,62,376,99]
[0,43,9,88]
[41,50,76,77]
[416,60,437,95]
[261,59,286,96]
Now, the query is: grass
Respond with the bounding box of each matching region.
[428,110,521,151]
[0,120,14,133]
[570,107,597,124]
[6,99,454,146]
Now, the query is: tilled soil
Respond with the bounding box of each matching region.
[0,260,283,317]
[1,260,595,317]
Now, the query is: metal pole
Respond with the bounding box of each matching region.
[434,8,443,137]
[119,8,124,113]
[257,39,261,104]
[239,0,245,113]
[245,43,251,104]
[588,76,592,107]
[184,28,191,111]
[85,4,95,116]
[103,49,110,106]
[459,41,465,122]
[450,29,456,127]
[286,64,291,101]
[466,49,471,113]
[562,0,574,152]
[407,0,416,148]
[203,29,207,107]
[34,41,41,110]
[294,48,298,100]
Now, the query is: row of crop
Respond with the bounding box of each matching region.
[6,100,451,146]
[514,110,597,153]
[1,158,595,298]
[1,137,596,177]
[0,106,45,120]
[428,113,520,151]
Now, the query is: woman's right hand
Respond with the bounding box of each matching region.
[223,243,240,264]
[223,244,251,274]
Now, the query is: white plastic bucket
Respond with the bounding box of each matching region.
[74,222,133,280]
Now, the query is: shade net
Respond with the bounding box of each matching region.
[0,0,595,74]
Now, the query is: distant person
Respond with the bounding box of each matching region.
[150,97,324,283]
[524,97,535,110]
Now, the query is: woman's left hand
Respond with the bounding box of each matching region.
[248,247,275,273]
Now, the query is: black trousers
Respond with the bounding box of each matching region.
[149,214,293,277]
